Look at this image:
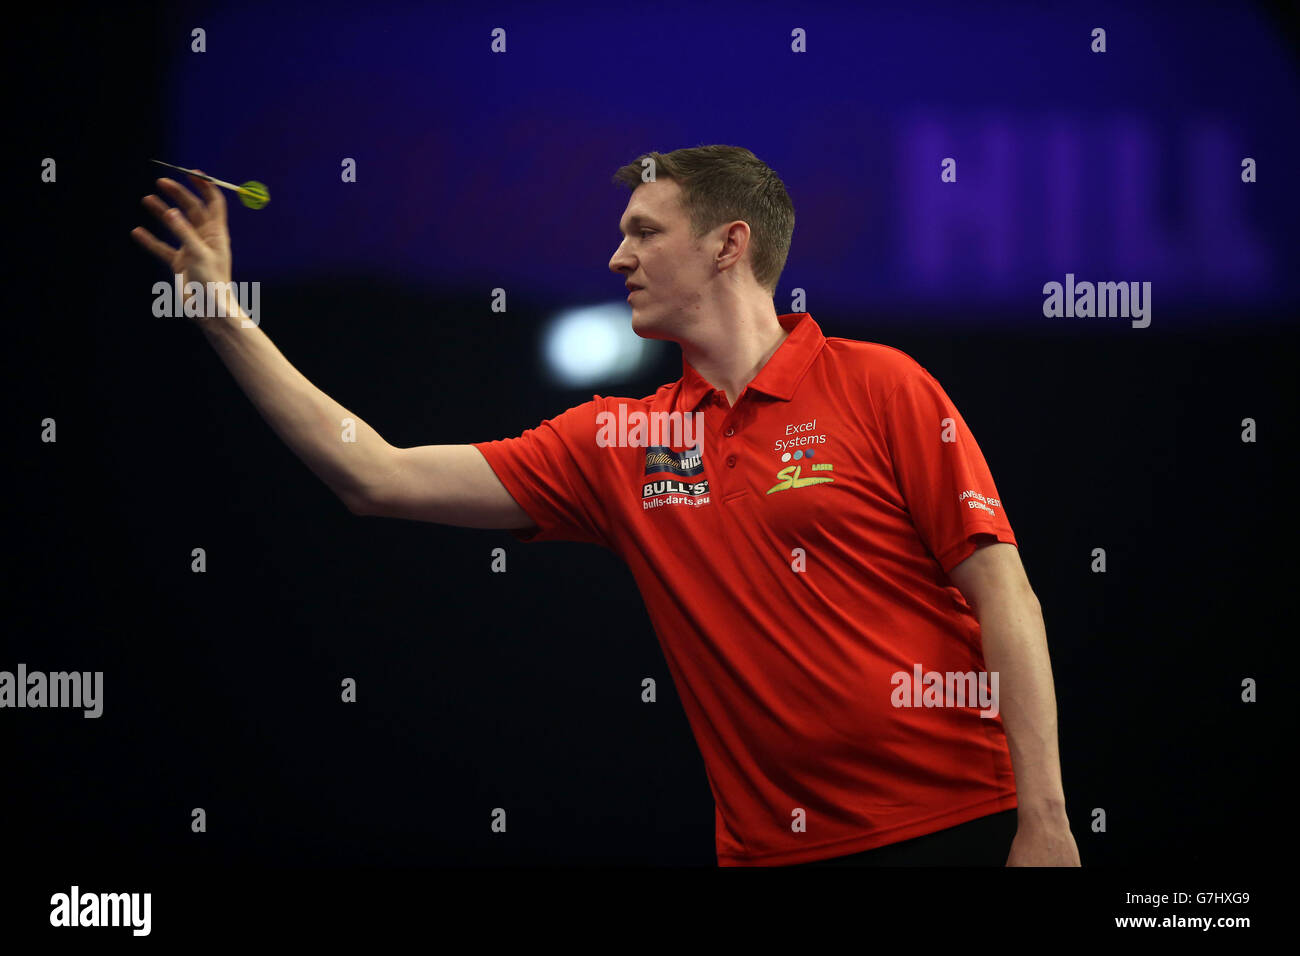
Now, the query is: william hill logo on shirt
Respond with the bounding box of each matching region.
[644,445,703,477]
[642,445,710,509]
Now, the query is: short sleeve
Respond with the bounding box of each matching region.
[471,397,614,550]
[882,368,1017,574]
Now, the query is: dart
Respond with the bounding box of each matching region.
[150,159,270,209]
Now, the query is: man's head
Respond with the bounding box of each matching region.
[608,145,795,339]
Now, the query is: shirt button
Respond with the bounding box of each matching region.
[724,427,735,437]
[726,455,737,468]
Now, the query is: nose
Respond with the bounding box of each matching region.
[609,239,634,275]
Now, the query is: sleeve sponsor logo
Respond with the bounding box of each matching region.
[957,489,1001,516]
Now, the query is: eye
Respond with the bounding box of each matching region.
[639,229,654,238]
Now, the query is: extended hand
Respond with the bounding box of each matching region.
[131,170,234,298]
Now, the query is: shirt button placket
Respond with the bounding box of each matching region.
[715,393,739,490]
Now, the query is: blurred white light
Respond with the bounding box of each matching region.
[542,303,658,387]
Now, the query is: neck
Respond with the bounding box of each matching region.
[678,297,788,407]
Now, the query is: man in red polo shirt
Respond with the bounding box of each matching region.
[474,309,1034,867]
[134,145,1079,866]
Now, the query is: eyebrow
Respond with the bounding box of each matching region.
[619,213,662,235]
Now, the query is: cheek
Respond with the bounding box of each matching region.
[651,255,681,288]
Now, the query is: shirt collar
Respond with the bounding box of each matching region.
[676,312,824,412]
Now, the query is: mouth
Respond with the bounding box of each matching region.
[626,286,644,301]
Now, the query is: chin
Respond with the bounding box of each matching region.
[630,310,669,340]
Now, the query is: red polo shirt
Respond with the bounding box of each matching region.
[472,312,1019,866]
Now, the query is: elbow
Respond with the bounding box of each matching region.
[350,446,403,519]
[1007,581,1042,615]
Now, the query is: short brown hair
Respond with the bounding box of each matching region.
[611,145,795,296]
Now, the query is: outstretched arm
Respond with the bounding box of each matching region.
[132,172,533,529]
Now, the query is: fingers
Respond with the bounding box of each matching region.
[142,193,203,248]
[141,193,178,234]
[189,169,226,217]
[130,226,178,264]
[133,170,227,271]
[157,176,206,225]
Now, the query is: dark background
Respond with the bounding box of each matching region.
[7,0,1296,873]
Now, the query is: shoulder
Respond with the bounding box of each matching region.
[822,335,925,374]
[820,335,927,401]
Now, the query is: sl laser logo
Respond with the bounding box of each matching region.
[766,460,835,494]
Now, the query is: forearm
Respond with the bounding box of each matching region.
[197,290,397,510]
[975,593,1069,822]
